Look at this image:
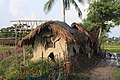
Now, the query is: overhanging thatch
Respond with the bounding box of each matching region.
[18,21,87,47]
[71,22,99,43]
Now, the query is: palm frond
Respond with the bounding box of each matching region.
[78,0,91,4]
[71,0,82,18]
[78,0,83,3]
[44,0,55,14]
[64,0,70,10]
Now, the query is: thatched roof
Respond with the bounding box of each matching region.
[71,22,99,43]
[71,23,91,38]
[18,21,86,47]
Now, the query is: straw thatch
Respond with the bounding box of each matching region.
[71,23,99,44]
[71,22,100,54]
[18,21,87,47]
[71,23,91,38]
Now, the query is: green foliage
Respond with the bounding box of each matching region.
[83,0,120,32]
[44,0,55,14]
[81,20,98,31]
[0,56,17,76]
[113,66,120,80]
[81,0,120,47]
[89,0,119,21]
[0,46,99,79]
[25,45,33,56]
[0,26,15,38]
[0,55,50,79]
[0,25,31,38]
[5,63,20,80]
[0,52,91,79]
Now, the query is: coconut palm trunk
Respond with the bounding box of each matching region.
[62,0,65,22]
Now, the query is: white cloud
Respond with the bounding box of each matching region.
[24,12,38,19]
[0,0,3,8]
[9,0,22,16]
[0,0,3,4]
[9,0,38,19]
[108,26,120,37]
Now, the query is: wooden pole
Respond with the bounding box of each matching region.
[23,45,26,64]
[41,51,43,75]
[15,24,17,55]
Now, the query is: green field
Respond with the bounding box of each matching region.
[104,45,120,52]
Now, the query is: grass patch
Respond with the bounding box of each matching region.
[0,46,96,79]
[113,66,120,80]
[0,55,90,80]
[0,46,14,53]
[104,45,120,52]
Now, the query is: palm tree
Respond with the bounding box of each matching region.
[44,0,84,22]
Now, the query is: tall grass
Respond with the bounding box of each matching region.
[113,66,120,80]
[0,46,15,53]
[0,46,94,79]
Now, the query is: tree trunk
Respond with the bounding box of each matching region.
[97,25,102,54]
[62,0,65,22]
[98,25,102,41]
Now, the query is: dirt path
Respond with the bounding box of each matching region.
[90,59,117,80]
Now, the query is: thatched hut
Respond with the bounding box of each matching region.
[18,21,88,61]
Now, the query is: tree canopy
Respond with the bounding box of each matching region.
[84,0,120,32]
[0,25,31,38]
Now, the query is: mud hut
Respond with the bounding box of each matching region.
[18,21,88,61]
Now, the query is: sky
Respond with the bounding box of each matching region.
[0,0,120,37]
[108,26,120,38]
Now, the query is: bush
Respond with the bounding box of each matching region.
[5,64,20,80]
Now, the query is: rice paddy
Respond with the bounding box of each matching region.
[104,45,120,52]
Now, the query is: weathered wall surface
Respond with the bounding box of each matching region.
[68,43,80,57]
[31,36,68,61]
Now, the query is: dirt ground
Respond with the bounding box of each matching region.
[90,58,117,80]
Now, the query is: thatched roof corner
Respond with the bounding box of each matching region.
[71,22,78,28]
[18,21,86,47]
[17,33,36,47]
[71,22,100,43]
[71,22,87,32]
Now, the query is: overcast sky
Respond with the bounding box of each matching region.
[0,0,119,37]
